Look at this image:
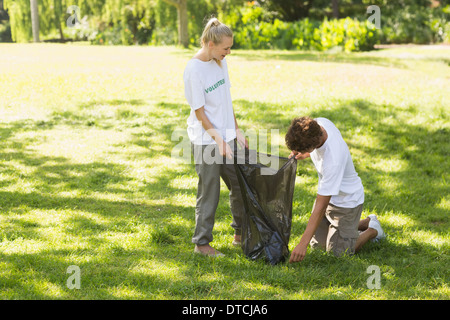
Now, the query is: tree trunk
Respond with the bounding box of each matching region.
[163,0,189,48]
[54,0,65,41]
[30,0,40,42]
[332,0,339,19]
[58,21,64,41]
[178,0,188,48]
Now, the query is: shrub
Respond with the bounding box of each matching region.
[223,5,379,52]
[0,21,12,42]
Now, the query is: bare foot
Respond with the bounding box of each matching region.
[232,234,241,246]
[194,244,224,257]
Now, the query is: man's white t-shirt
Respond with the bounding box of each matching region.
[310,118,364,208]
[183,58,236,145]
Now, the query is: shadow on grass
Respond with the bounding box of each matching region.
[232,50,408,68]
[0,234,446,299]
[172,47,409,69]
[230,49,450,74]
[0,96,448,299]
[78,98,147,110]
[307,99,448,226]
[230,98,448,227]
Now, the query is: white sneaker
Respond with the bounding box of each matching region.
[368,214,385,242]
[368,214,379,224]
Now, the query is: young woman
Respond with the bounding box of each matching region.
[183,18,248,257]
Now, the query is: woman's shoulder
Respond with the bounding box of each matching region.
[185,58,212,71]
[185,58,198,69]
[184,59,200,76]
[184,59,209,84]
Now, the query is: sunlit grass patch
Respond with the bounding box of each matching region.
[0,43,448,300]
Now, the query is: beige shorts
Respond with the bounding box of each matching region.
[310,202,363,257]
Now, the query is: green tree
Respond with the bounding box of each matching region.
[5,0,70,42]
[259,0,315,21]
[162,0,188,47]
[331,0,339,18]
[5,0,33,42]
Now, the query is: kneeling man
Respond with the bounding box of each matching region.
[285,116,385,263]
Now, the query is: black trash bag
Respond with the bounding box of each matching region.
[234,149,297,265]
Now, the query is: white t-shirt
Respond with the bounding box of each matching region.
[310,118,364,208]
[183,58,236,145]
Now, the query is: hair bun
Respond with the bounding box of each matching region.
[200,17,233,49]
[210,18,220,27]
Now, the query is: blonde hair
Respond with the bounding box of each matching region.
[200,17,233,47]
[200,18,233,66]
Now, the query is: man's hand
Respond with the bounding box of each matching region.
[289,242,308,263]
[289,150,310,160]
[289,194,331,264]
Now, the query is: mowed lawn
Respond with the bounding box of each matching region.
[0,43,448,299]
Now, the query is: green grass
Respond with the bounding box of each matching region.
[0,43,449,299]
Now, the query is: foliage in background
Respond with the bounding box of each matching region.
[0,20,11,42]
[362,0,450,44]
[0,44,448,299]
[2,0,450,48]
[221,4,379,51]
[258,0,314,21]
[4,0,32,42]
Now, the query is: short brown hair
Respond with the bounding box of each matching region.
[285,116,323,153]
